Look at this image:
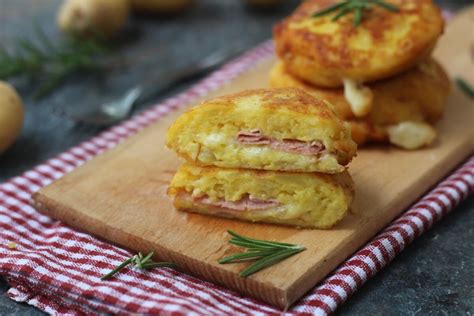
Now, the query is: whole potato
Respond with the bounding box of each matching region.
[58,0,129,38]
[0,82,24,154]
[130,0,194,14]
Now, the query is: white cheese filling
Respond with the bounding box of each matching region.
[387,121,437,150]
[343,78,374,117]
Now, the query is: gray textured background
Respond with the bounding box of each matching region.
[0,0,473,315]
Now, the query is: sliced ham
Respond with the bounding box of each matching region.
[235,129,270,145]
[192,193,279,212]
[236,130,325,156]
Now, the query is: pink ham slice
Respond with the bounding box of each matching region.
[192,194,279,212]
[235,129,271,145]
[236,130,325,156]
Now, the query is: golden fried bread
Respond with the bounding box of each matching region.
[269,59,450,147]
[168,163,354,229]
[166,88,357,173]
[273,0,444,87]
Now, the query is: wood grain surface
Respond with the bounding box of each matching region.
[33,8,474,309]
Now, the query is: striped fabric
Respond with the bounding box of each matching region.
[0,40,472,315]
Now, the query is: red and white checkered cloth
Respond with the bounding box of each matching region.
[0,40,473,316]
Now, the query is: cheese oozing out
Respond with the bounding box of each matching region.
[387,121,437,150]
[343,78,374,117]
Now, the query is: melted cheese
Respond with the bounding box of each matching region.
[202,132,225,146]
[387,121,437,150]
[343,78,374,117]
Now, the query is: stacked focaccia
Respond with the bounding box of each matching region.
[166,88,357,228]
[271,0,450,149]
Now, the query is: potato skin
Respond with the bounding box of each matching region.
[57,0,129,37]
[169,163,354,229]
[0,82,24,154]
[269,59,450,146]
[166,88,357,173]
[273,0,444,87]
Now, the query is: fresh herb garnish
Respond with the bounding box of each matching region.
[313,0,399,26]
[219,230,306,278]
[101,251,176,280]
[455,77,474,99]
[0,29,111,99]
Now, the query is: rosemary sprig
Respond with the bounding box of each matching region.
[313,0,399,26]
[0,29,111,99]
[455,77,474,99]
[219,230,306,278]
[101,251,176,280]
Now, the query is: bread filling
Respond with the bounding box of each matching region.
[236,129,325,156]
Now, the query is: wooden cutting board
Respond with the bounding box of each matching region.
[33,8,474,309]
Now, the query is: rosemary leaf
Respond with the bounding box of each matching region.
[219,250,276,264]
[354,7,362,26]
[332,7,352,22]
[141,251,154,264]
[0,28,111,99]
[228,230,296,248]
[240,247,305,278]
[455,77,474,99]
[312,2,347,18]
[373,0,399,12]
[101,257,135,280]
[101,252,176,280]
[135,252,145,269]
[313,0,399,27]
[228,239,280,250]
[219,231,306,277]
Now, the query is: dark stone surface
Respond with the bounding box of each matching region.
[337,195,474,316]
[0,0,472,315]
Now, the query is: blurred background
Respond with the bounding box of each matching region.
[0,0,473,315]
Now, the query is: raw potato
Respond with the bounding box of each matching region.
[387,121,437,150]
[130,0,193,14]
[57,0,129,37]
[0,82,24,154]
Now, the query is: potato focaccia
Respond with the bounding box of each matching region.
[273,0,444,87]
[269,59,450,148]
[166,88,357,173]
[168,163,354,229]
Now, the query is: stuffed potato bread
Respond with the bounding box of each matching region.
[166,88,357,173]
[269,59,450,146]
[168,163,354,229]
[273,0,444,87]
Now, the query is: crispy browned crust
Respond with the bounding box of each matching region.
[273,0,444,87]
[269,59,450,145]
[204,87,336,117]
